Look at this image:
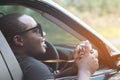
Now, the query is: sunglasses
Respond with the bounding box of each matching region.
[15,23,43,37]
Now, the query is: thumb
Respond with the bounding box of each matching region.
[72,44,80,59]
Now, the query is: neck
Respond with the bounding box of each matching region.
[11,46,27,56]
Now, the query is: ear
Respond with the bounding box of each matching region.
[13,35,24,47]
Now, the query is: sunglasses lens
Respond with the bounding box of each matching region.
[37,24,43,37]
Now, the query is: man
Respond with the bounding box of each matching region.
[0,13,99,80]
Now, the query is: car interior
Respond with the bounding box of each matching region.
[0,30,77,80]
[0,5,79,80]
[0,31,23,80]
[0,20,117,80]
[1,0,120,80]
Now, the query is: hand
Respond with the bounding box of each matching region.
[72,40,92,59]
[78,50,99,75]
[73,40,99,80]
[77,49,99,80]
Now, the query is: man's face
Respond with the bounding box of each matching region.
[18,15,46,56]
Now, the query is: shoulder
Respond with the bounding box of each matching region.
[16,55,50,72]
[16,55,54,80]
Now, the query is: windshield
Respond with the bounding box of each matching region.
[53,0,120,51]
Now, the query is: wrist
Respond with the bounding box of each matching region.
[77,69,91,80]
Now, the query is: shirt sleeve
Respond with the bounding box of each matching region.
[16,55,54,80]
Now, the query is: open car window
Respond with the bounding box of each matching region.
[53,0,120,52]
[0,5,80,47]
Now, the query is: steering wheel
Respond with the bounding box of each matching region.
[34,41,60,72]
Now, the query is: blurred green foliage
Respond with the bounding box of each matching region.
[53,0,120,15]
[53,0,120,50]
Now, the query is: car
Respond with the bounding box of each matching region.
[0,0,120,80]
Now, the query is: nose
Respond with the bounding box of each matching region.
[41,32,46,41]
[43,32,46,37]
[42,32,46,40]
[43,37,45,41]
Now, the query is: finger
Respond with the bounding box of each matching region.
[73,44,80,59]
[90,54,99,66]
[95,58,99,64]
[94,58,99,69]
[91,49,98,58]
[76,44,81,54]
[84,40,92,55]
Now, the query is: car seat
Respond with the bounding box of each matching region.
[0,30,23,80]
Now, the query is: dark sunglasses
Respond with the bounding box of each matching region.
[15,23,43,37]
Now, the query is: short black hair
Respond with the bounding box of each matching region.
[0,13,28,44]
